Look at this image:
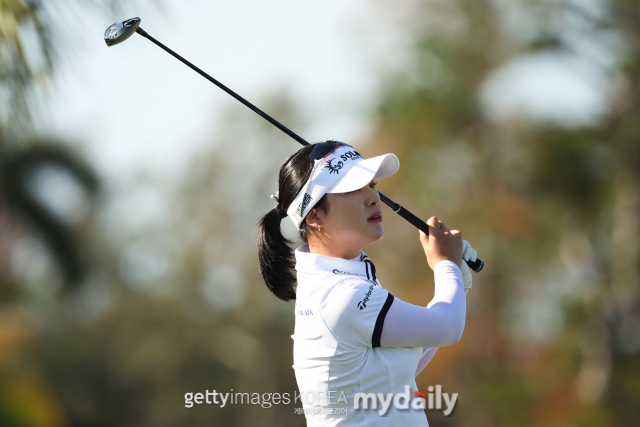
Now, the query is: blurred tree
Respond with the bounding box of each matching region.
[0,0,51,133]
[361,0,640,426]
[0,143,99,289]
[0,1,153,426]
[3,0,640,426]
[0,0,151,291]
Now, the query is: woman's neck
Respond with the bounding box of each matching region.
[307,236,362,260]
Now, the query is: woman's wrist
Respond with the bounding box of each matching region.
[434,259,461,271]
[434,260,463,287]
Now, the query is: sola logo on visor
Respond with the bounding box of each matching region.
[323,150,362,175]
[325,159,343,174]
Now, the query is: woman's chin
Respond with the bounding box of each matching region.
[368,227,384,243]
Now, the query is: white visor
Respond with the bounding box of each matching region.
[287,144,400,228]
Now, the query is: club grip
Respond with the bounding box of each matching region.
[380,193,484,273]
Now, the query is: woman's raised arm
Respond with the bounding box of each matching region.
[380,260,466,347]
[380,217,467,348]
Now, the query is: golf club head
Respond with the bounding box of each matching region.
[104,17,141,47]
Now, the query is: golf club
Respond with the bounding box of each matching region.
[104,17,484,273]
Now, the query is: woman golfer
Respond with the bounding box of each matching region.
[258,142,475,426]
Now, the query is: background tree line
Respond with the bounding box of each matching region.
[1,0,639,426]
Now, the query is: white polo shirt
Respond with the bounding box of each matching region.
[292,245,428,427]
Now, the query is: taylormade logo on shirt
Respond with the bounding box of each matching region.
[357,284,375,310]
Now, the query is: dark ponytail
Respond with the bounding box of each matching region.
[257,144,330,301]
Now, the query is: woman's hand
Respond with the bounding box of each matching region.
[419,216,463,270]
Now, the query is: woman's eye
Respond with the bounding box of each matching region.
[370,181,378,188]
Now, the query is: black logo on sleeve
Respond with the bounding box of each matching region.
[357,284,375,310]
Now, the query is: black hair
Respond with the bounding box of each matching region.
[257,144,330,301]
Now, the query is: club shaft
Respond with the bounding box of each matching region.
[134,27,484,272]
[136,28,309,147]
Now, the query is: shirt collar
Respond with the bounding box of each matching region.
[295,244,374,280]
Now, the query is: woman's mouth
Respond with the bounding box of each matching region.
[368,212,383,223]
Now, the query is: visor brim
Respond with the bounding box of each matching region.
[327,153,400,194]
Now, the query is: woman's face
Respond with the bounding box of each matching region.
[307,180,383,258]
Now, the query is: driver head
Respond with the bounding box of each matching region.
[104,17,141,47]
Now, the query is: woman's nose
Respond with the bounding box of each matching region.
[368,190,380,206]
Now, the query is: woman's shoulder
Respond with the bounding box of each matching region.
[320,277,386,313]
[317,278,391,346]
[295,271,370,301]
[324,275,378,295]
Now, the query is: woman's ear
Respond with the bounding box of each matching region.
[305,207,325,229]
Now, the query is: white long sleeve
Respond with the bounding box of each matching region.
[380,261,467,348]
[415,291,469,377]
